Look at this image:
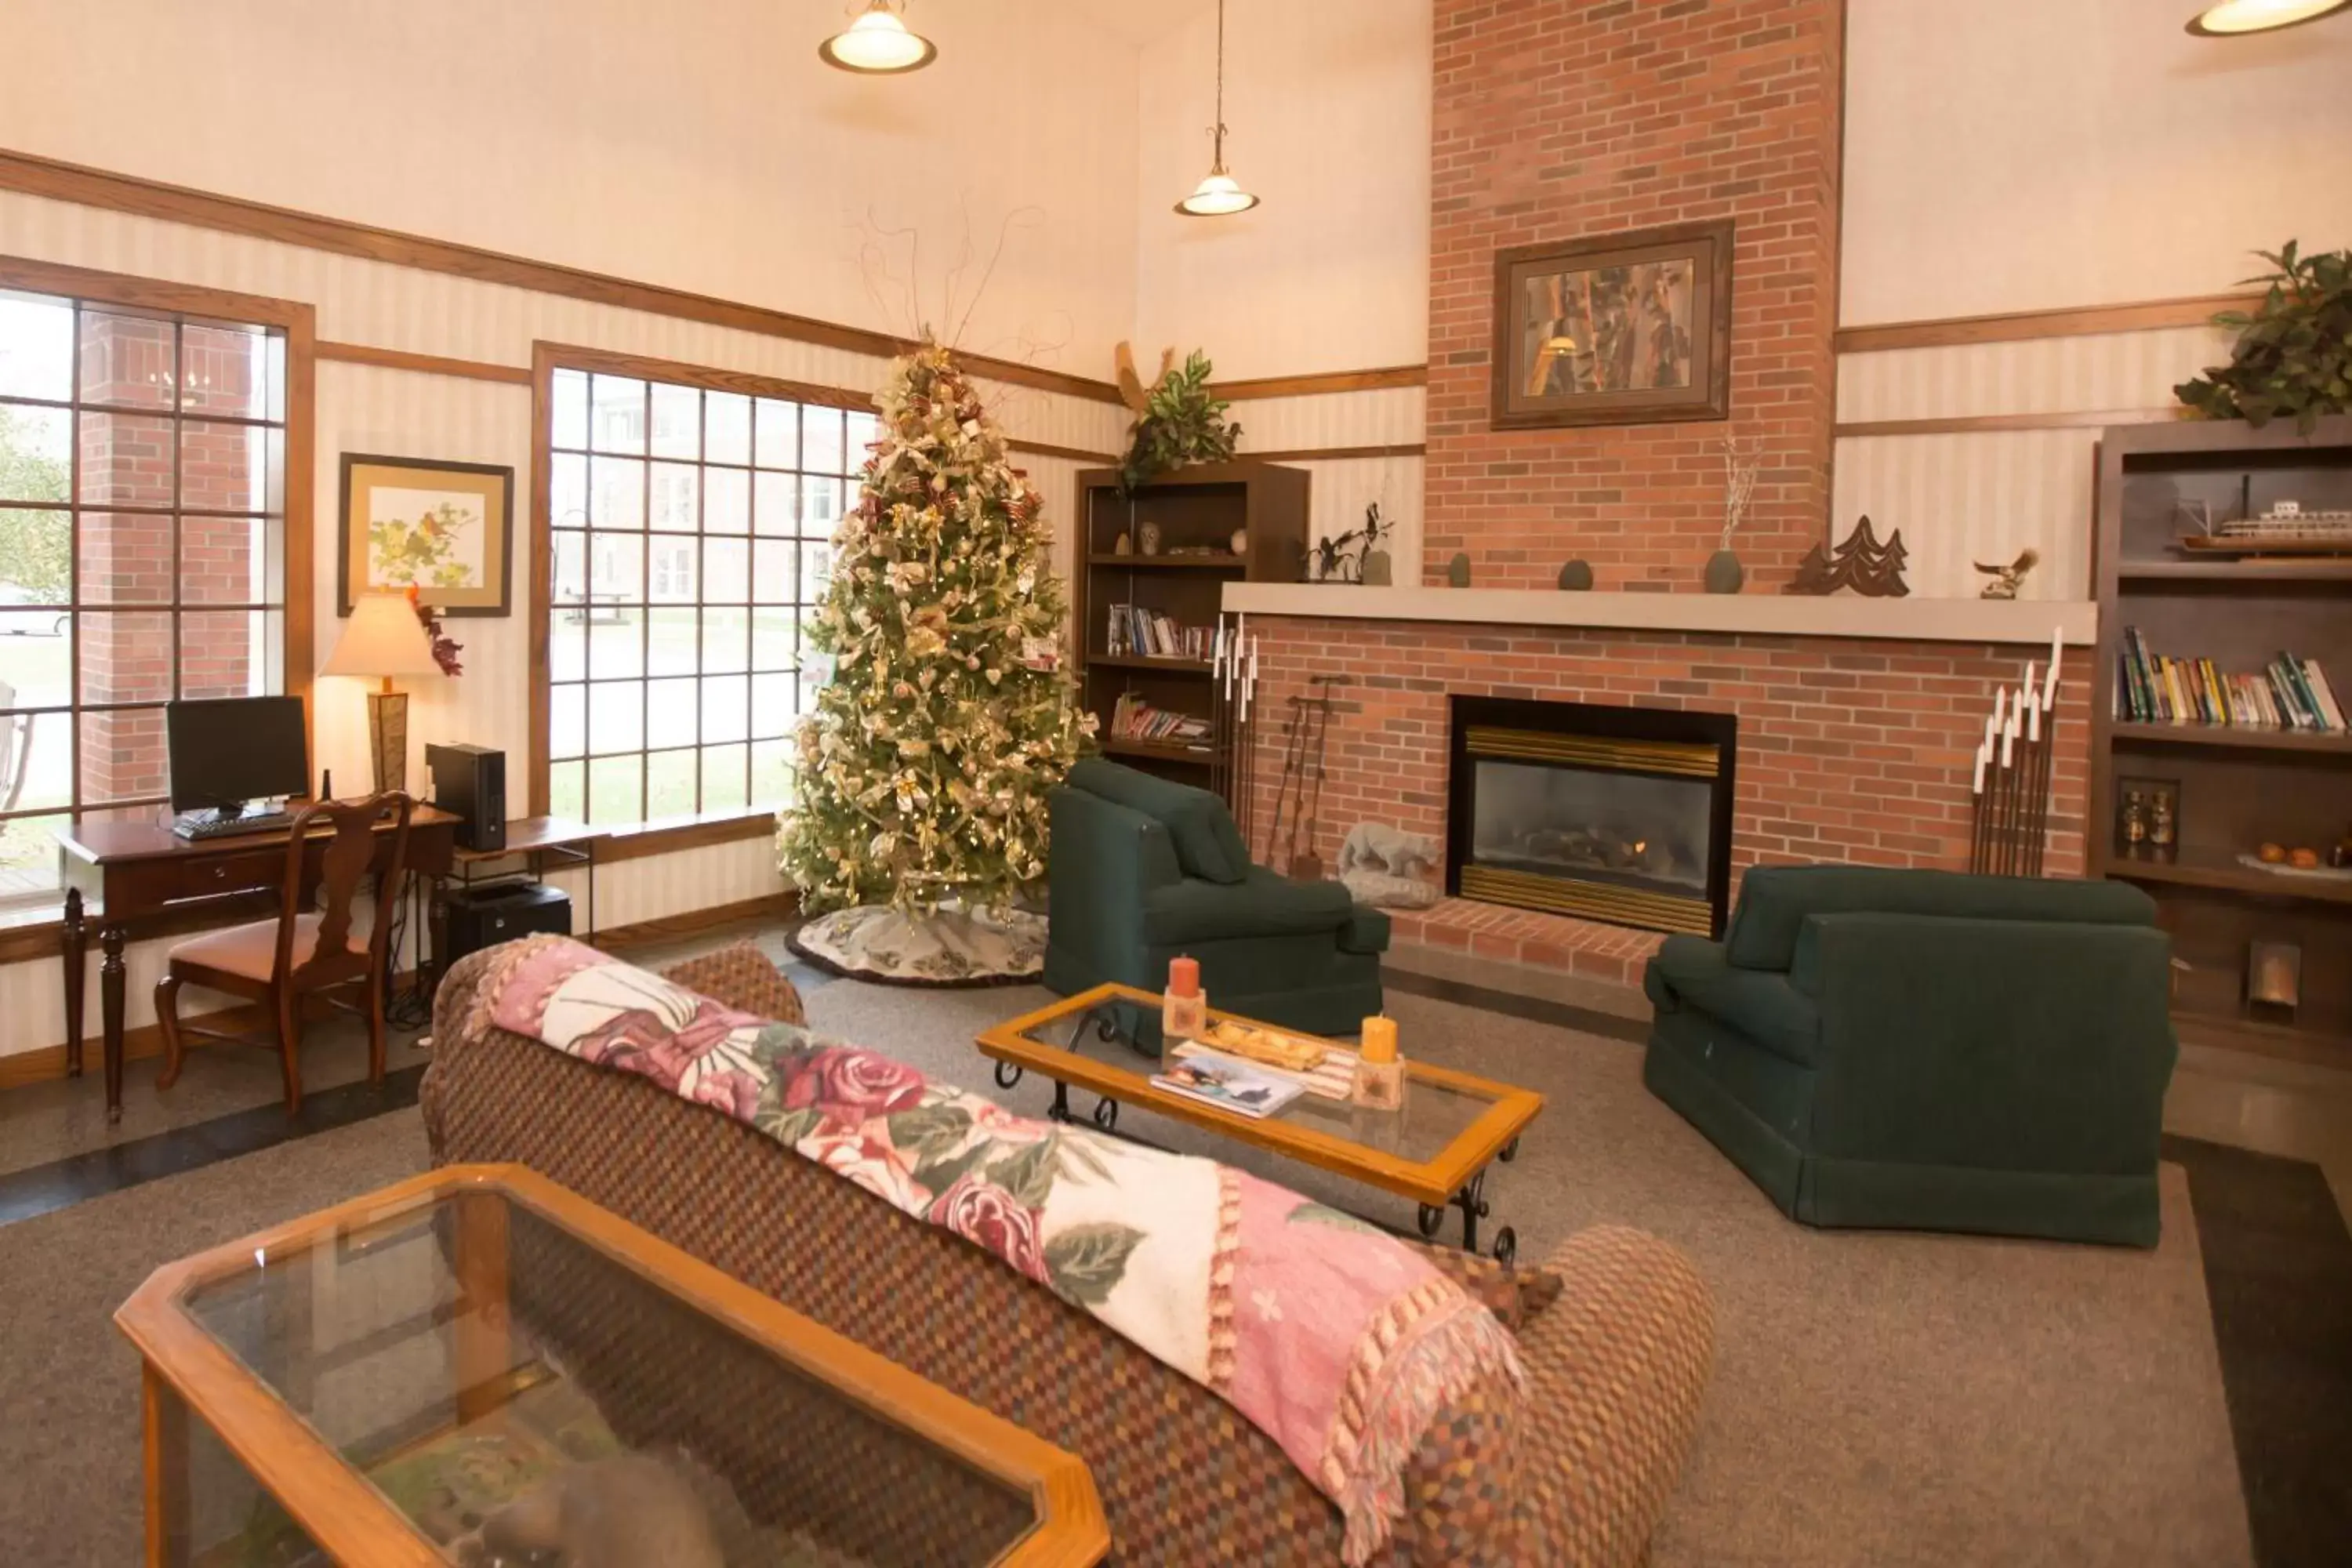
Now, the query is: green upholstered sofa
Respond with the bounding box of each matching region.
[1642,866,2180,1247]
[1044,758,1387,1052]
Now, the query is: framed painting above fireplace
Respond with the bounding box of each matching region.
[1490,219,1734,431]
[1445,696,1737,937]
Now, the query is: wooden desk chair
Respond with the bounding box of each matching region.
[155,793,412,1115]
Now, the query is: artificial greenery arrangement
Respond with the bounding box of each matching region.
[1116,344,1242,495]
[2174,241,2352,433]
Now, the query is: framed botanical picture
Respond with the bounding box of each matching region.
[1490,219,1734,430]
[338,453,514,617]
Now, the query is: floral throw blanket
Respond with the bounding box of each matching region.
[475,938,1525,1563]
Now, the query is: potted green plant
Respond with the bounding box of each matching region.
[2175,242,2352,434]
[1116,347,1241,495]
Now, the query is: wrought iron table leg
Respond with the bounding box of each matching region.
[1416,1203,1446,1240]
[1453,1169,1490,1254]
[1091,1097,1119,1132]
[993,1060,1024,1091]
[1498,1137,1520,1163]
[1491,1227,1518,1266]
[1046,1080,1073,1124]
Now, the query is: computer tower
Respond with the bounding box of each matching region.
[426,742,505,852]
[442,882,571,967]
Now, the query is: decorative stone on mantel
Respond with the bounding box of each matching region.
[1221,585,2098,647]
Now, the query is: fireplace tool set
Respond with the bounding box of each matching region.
[1268,675,1348,880]
[1207,616,1260,848]
[1969,629,2063,877]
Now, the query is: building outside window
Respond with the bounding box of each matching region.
[0,286,289,906]
[543,360,865,826]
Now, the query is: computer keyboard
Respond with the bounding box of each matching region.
[174,810,297,841]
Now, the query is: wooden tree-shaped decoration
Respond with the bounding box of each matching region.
[1786,514,1910,597]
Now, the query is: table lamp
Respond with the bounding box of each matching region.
[321,593,445,794]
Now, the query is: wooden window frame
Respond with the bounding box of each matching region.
[0,255,314,911]
[527,342,870,826]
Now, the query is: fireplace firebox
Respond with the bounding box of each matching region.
[1446,697,1736,937]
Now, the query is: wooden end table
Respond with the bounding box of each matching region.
[978,983,1544,1261]
[114,1163,1106,1568]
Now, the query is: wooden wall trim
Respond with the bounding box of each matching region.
[594,810,779,866]
[0,146,1123,406]
[1241,441,1427,463]
[1833,408,2190,439]
[1009,438,1120,464]
[1210,365,1428,401]
[1834,293,2259,354]
[586,890,800,951]
[317,340,534,385]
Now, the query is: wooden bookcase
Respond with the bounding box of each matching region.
[1071,462,1309,781]
[2089,416,2352,1063]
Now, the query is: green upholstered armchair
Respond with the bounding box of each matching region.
[1044,759,1388,1053]
[1642,866,2179,1247]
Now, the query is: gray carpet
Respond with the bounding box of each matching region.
[800,978,2255,1568]
[0,971,2253,1567]
[0,1109,431,1566]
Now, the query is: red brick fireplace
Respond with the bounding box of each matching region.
[1210,0,2094,988]
[1236,612,2091,983]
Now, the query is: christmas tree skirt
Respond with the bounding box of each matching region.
[789,905,1047,987]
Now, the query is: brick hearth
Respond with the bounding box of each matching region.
[1387,898,1667,990]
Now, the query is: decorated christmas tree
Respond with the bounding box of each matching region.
[778,340,1094,979]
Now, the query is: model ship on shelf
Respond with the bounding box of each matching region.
[2178,499,2352,557]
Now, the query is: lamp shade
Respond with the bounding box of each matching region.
[819,2,937,73]
[2187,0,2350,31]
[321,593,445,679]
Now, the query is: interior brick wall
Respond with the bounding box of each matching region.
[75,315,257,805]
[1242,617,2089,893]
[1424,0,1845,590]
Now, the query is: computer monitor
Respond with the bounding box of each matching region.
[166,696,309,817]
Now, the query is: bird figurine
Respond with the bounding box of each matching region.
[1973,547,2039,601]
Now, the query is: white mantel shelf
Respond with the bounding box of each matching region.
[1219,584,2099,647]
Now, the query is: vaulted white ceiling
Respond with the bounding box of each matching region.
[1025,0,1217,47]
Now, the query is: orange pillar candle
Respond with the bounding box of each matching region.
[1163,955,1206,1042]
[1353,1014,1403,1109]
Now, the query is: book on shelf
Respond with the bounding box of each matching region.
[1149,1047,1306,1120]
[1109,692,1213,747]
[1105,605,1211,661]
[2113,627,2343,731]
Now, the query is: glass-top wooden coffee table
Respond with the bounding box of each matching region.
[114,1163,1106,1568]
[977,983,1544,1261]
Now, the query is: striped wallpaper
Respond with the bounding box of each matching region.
[1831,323,2234,599]
[1232,383,1428,576]
[0,185,1123,1060]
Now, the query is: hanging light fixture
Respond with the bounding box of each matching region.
[818,0,937,74]
[2186,0,2350,34]
[1176,0,1259,217]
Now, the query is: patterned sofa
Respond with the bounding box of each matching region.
[423,942,1715,1566]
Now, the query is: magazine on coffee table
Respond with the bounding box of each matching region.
[1150,1047,1308,1120]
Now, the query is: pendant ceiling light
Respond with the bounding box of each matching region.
[2186,0,2350,34]
[818,0,937,74]
[1175,0,1259,217]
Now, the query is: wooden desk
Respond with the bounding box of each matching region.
[443,815,603,934]
[56,807,459,1122]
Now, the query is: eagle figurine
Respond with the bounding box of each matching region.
[1973,547,2039,601]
